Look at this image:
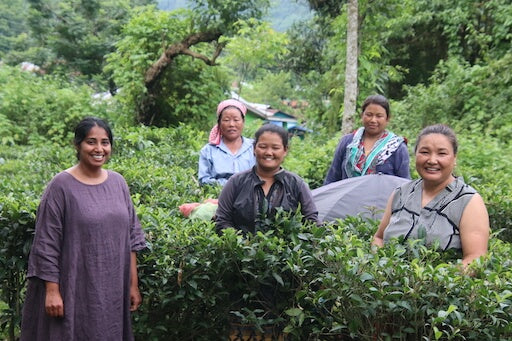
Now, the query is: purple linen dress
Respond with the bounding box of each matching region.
[21,170,146,341]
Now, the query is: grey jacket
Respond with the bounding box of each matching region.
[215,167,319,234]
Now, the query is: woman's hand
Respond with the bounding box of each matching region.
[45,282,64,317]
[130,285,142,311]
[130,251,142,311]
[371,191,394,248]
[371,235,384,247]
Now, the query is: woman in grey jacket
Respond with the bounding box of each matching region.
[215,124,319,235]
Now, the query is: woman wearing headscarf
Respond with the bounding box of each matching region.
[198,99,256,186]
[324,94,410,185]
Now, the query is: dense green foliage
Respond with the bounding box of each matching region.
[0,66,113,145]
[104,6,229,127]
[285,0,512,131]
[1,124,512,340]
[1,0,512,339]
[393,56,512,143]
[0,0,29,57]
[220,19,289,94]
[105,0,273,125]
[158,0,312,32]
[0,0,156,78]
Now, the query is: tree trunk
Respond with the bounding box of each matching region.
[341,0,358,134]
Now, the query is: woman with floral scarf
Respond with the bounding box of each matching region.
[324,95,410,184]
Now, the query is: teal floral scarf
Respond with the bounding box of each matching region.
[344,127,404,178]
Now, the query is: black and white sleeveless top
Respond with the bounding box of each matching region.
[383,177,476,250]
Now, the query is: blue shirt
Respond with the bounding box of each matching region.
[198,137,256,186]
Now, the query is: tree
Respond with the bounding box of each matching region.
[340,0,358,134]
[242,70,297,109]
[287,0,408,130]
[105,7,227,127]
[220,19,289,95]
[0,0,29,57]
[283,19,328,76]
[108,0,271,125]
[24,0,155,79]
[306,0,344,19]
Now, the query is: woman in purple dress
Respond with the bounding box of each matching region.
[21,117,146,340]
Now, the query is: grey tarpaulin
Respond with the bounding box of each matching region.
[312,174,410,222]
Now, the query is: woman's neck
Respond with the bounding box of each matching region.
[256,166,281,179]
[68,163,107,184]
[421,176,455,206]
[256,167,279,196]
[223,136,242,154]
[362,132,383,155]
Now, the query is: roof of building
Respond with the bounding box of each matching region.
[230,92,298,123]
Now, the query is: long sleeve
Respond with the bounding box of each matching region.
[298,180,319,224]
[214,177,238,232]
[393,142,411,179]
[27,180,65,283]
[324,134,352,185]
[198,145,219,186]
[120,177,146,251]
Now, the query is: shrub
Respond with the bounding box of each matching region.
[131,209,512,340]
[0,193,37,341]
[1,124,511,341]
[393,55,512,144]
[293,227,512,340]
[284,128,340,189]
[0,65,112,146]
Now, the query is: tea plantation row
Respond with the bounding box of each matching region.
[1,124,511,340]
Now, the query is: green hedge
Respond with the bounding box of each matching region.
[1,125,511,340]
[133,209,512,340]
[0,66,113,146]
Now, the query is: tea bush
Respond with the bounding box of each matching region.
[291,227,512,340]
[0,124,511,340]
[0,65,112,146]
[284,127,340,189]
[0,144,73,340]
[131,209,512,340]
[455,136,512,242]
[0,194,37,341]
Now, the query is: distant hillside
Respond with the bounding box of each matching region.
[157,0,312,32]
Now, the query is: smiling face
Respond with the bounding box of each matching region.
[254,131,288,174]
[361,103,389,138]
[415,133,456,186]
[219,107,245,142]
[76,125,111,170]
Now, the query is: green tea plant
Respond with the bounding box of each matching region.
[0,65,111,146]
[1,123,511,341]
[288,226,512,340]
[284,128,340,189]
[0,193,37,341]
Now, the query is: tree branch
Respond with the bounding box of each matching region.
[181,48,214,65]
[144,30,223,88]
